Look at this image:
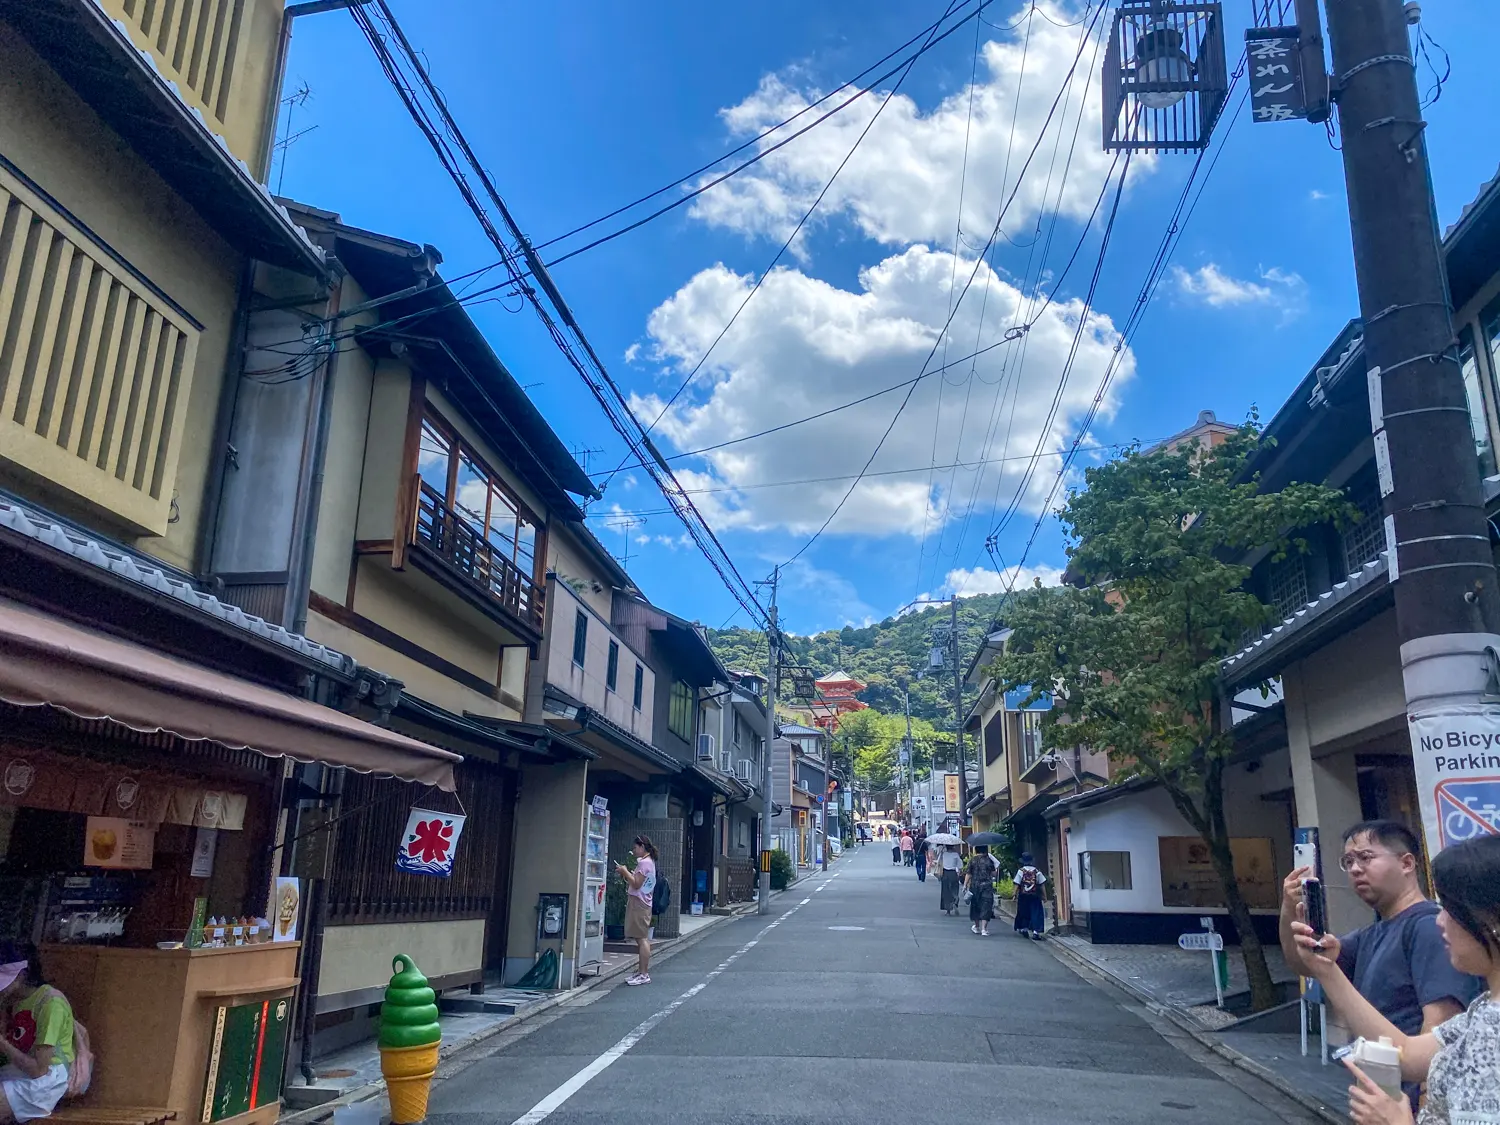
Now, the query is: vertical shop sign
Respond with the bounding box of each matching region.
[201,998,291,1122]
[395,808,466,877]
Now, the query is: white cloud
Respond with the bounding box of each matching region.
[1309,189,1331,201]
[782,560,877,629]
[944,562,1065,596]
[688,2,1136,254]
[1170,263,1307,315]
[624,342,642,363]
[632,245,1133,537]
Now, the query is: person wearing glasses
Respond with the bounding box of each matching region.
[1280,820,1483,1111]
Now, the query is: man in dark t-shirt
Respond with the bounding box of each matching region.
[1280,819,1482,1108]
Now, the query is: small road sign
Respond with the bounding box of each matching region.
[1178,932,1225,952]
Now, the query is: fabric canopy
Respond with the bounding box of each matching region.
[0,598,459,791]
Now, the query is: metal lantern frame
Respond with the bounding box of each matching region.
[1103,1,1230,153]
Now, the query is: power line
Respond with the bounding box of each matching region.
[602,0,969,492]
[778,0,1110,569]
[352,0,769,626]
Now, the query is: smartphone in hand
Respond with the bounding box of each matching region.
[1302,877,1328,937]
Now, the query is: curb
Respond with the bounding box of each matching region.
[279,907,743,1125]
[1036,925,1342,1125]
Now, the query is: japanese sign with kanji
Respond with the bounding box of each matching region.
[1245,29,1306,123]
[396,807,467,877]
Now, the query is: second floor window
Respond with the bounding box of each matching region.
[572,610,588,667]
[1019,710,1044,773]
[606,641,619,692]
[633,664,644,710]
[418,414,540,579]
[1459,326,1497,479]
[669,680,694,741]
[1268,554,1309,621]
[1341,478,1386,573]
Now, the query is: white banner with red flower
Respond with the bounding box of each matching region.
[395,808,466,877]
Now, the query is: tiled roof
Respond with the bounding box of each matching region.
[1221,555,1388,674]
[1444,163,1500,241]
[0,495,354,676]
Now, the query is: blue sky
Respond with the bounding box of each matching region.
[276,0,1499,636]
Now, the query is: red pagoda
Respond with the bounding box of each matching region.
[807,670,868,731]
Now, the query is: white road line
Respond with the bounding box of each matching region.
[508,898,809,1125]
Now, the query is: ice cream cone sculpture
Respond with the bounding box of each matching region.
[379,954,442,1123]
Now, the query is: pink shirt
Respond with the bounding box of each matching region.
[630,857,656,905]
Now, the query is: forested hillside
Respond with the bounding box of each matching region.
[705,592,1010,729]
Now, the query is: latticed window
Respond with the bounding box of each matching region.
[1268,555,1309,621]
[1341,483,1385,572]
[669,680,694,741]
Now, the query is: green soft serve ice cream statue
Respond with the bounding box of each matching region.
[379,954,441,1123]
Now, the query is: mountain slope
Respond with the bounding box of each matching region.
[705,592,1011,728]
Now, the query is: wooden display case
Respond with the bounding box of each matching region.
[42,943,301,1125]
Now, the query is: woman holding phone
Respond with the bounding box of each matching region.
[1290,834,1500,1124]
[615,835,658,987]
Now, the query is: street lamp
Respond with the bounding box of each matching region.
[1103,1,1229,153]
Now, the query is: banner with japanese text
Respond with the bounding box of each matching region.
[395,808,466,877]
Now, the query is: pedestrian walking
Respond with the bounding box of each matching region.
[891,835,901,865]
[915,830,929,882]
[1290,834,1500,1125]
[964,845,999,936]
[615,835,657,986]
[1279,820,1483,1111]
[939,843,962,914]
[900,831,914,867]
[1013,853,1047,939]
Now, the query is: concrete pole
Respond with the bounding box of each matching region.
[758,569,779,915]
[820,732,830,872]
[1322,0,1500,860]
[952,595,969,825]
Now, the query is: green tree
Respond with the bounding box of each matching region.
[989,423,1352,1012]
[833,708,941,791]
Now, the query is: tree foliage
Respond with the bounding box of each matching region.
[989,422,1354,1011]
[826,708,946,792]
[706,593,1015,730]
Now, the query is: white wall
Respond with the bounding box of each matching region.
[318,919,485,1007]
[1067,749,1293,916]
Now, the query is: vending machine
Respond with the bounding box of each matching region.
[579,796,610,973]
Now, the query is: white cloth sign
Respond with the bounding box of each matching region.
[1409,707,1500,860]
[395,808,466,877]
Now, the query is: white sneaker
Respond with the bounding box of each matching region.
[626,973,650,986]
[971,924,979,934]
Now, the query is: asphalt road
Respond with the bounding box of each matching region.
[426,844,1320,1125]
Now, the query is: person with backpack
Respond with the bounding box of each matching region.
[615,835,659,987]
[964,845,1001,936]
[1013,853,1048,939]
[0,939,77,1122]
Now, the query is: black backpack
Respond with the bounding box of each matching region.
[652,874,671,916]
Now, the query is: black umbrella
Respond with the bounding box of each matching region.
[966,831,1006,847]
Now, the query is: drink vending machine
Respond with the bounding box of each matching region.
[580,795,609,972]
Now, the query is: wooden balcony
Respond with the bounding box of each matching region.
[99,0,246,142]
[0,159,200,536]
[405,479,545,643]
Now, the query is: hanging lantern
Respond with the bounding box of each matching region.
[1103,1,1229,153]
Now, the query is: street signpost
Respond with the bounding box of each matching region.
[1178,920,1227,1007]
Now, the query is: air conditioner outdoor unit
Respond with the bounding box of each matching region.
[718,748,733,773]
[696,733,716,761]
[735,759,754,782]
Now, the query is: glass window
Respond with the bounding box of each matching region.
[1079,851,1133,890]
[1268,554,1308,620]
[1341,477,1385,573]
[606,641,619,692]
[417,419,452,496]
[1018,710,1044,773]
[1459,326,1497,478]
[633,664,644,711]
[1485,299,1500,403]
[572,610,588,667]
[669,680,694,741]
[454,451,489,537]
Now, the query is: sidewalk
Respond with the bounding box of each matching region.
[1031,918,1348,1123]
[280,901,762,1124]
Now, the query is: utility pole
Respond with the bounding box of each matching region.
[1320,1,1500,861]
[820,734,830,872]
[759,568,779,915]
[950,594,969,826]
[901,688,914,825]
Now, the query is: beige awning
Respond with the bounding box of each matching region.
[0,598,458,791]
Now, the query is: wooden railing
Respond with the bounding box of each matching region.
[101,0,246,140]
[0,160,200,536]
[411,480,545,633]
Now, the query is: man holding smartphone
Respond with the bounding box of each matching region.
[1279,819,1482,1109]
